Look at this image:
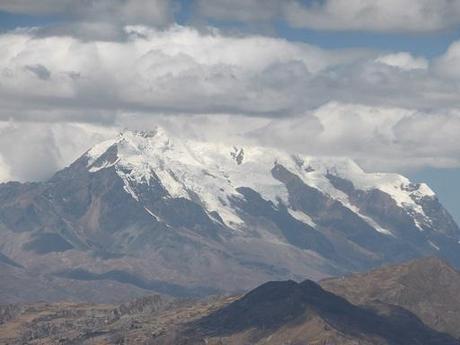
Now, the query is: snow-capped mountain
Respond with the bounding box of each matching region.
[86,128,432,231]
[0,128,459,301]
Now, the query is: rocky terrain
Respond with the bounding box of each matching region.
[0,128,459,302]
[322,256,460,339]
[0,258,459,345]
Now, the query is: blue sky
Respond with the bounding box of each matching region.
[0,0,459,222]
[277,24,460,58]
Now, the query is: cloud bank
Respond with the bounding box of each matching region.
[1,25,460,121]
[0,3,460,182]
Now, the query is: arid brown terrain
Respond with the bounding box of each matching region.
[322,256,460,339]
[1,257,459,345]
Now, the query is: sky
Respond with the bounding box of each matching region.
[0,0,459,222]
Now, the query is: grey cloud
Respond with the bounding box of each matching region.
[3,0,460,35]
[194,0,281,22]
[0,0,174,41]
[284,0,460,33]
[192,0,460,34]
[0,0,71,15]
[75,0,174,27]
[0,0,173,24]
[36,22,128,41]
[25,64,51,80]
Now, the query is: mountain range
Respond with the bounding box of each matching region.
[0,127,459,302]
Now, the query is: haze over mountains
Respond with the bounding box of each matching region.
[0,127,459,302]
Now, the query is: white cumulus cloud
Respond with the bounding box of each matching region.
[0,25,374,122]
[0,25,460,181]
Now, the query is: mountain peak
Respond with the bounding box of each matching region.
[117,126,173,144]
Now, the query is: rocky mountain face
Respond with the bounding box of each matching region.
[0,127,459,302]
[1,258,459,345]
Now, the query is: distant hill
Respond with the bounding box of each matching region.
[322,256,460,339]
